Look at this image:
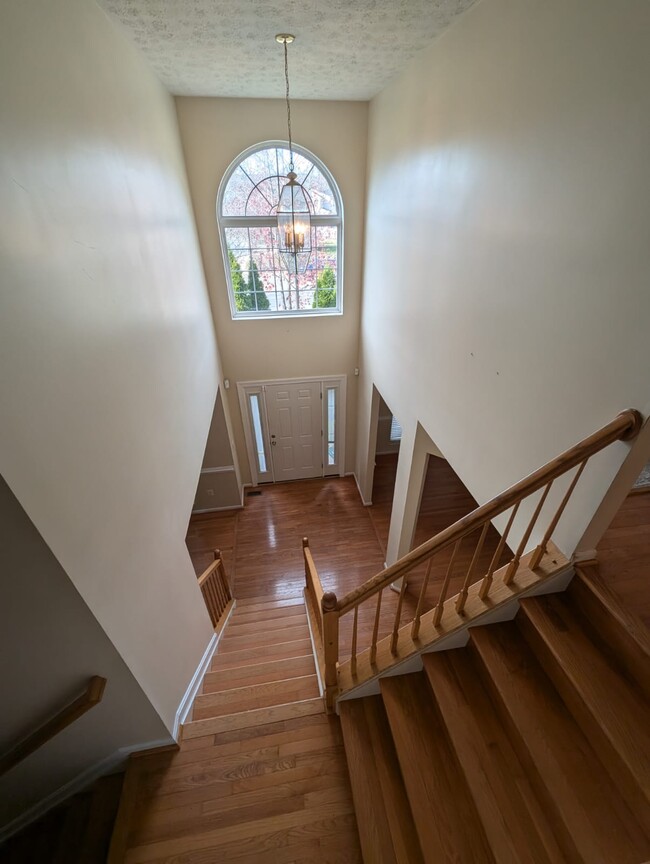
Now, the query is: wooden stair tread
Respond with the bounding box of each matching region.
[423,650,565,864]
[569,563,650,697]
[202,655,316,693]
[225,614,308,638]
[217,623,310,652]
[192,675,319,720]
[380,673,495,864]
[339,699,400,864]
[182,698,325,739]
[233,597,304,612]
[231,604,306,625]
[519,594,650,806]
[340,696,424,864]
[210,638,313,670]
[470,622,650,863]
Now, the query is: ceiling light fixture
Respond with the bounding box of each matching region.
[275,33,312,274]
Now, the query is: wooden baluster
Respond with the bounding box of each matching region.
[529,460,588,569]
[433,539,461,627]
[302,537,310,590]
[370,589,383,665]
[219,568,230,605]
[479,502,520,600]
[212,567,226,615]
[210,578,222,622]
[212,550,226,611]
[411,557,434,640]
[321,591,339,713]
[503,481,553,585]
[217,557,231,602]
[390,576,408,655]
[455,522,490,614]
[350,605,359,676]
[201,580,217,627]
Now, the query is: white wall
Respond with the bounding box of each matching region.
[357,0,650,557]
[175,97,368,483]
[0,477,170,832]
[0,0,217,731]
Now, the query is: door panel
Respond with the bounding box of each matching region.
[266,381,322,481]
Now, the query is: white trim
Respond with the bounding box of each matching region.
[323,377,347,477]
[172,599,237,740]
[302,589,325,697]
[238,374,347,388]
[0,737,173,844]
[216,140,344,321]
[192,478,246,514]
[349,472,372,506]
[192,503,244,514]
[238,376,348,485]
[200,465,236,475]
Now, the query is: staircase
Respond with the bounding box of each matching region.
[182,596,322,739]
[339,565,650,864]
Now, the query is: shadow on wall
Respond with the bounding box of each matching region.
[190,389,242,517]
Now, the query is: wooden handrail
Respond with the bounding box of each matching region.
[302,537,324,632]
[0,676,106,778]
[198,549,233,629]
[336,409,641,614]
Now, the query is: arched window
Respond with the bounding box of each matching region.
[217,142,343,319]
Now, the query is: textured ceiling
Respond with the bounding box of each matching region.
[97,0,478,100]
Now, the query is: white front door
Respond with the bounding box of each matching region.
[265,381,322,482]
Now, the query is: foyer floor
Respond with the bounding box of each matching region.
[186,470,650,653]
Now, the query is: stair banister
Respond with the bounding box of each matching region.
[336,408,641,615]
[198,549,233,629]
[0,676,107,778]
[305,408,642,709]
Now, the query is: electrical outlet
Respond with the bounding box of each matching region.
[206,488,214,496]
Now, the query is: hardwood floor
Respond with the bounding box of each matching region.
[116,475,648,862]
[115,597,361,863]
[185,466,513,664]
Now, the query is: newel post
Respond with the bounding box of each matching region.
[321,591,339,713]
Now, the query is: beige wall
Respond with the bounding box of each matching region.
[0,0,217,731]
[175,97,368,483]
[0,477,170,832]
[357,0,650,557]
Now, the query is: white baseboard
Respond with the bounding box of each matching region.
[348,472,372,506]
[192,503,244,514]
[0,736,173,845]
[172,600,236,740]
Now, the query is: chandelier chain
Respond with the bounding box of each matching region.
[283,39,294,171]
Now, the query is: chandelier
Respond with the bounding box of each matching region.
[275,34,312,274]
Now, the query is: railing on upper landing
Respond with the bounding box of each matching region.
[198,549,234,631]
[303,409,643,711]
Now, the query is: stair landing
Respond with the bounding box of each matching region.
[109,596,361,863]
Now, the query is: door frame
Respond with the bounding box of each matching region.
[237,375,347,486]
